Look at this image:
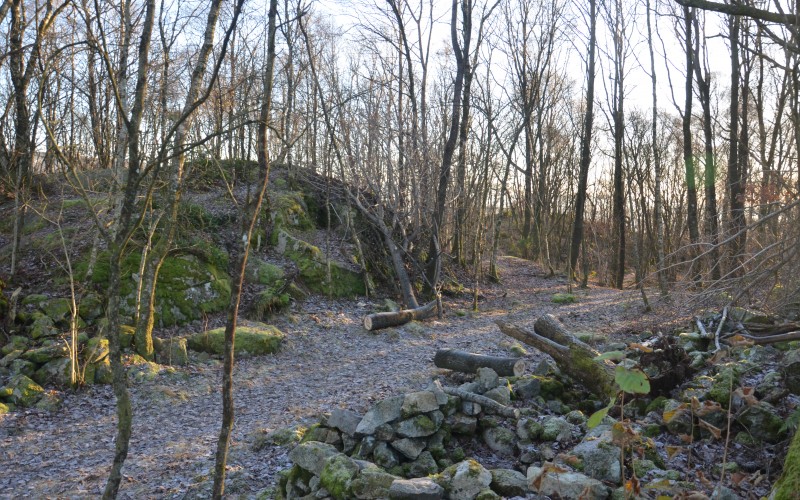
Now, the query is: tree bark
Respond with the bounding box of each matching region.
[433,348,525,377]
[212,1,278,496]
[363,299,439,331]
[568,0,597,278]
[496,315,615,398]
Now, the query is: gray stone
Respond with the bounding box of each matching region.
[477,367,500,391]
[356,396,404,435]
[462,401,482,416]
[350,470,400,499]
[401,391,439,417]
[388,478,444,499]
[483,386,511,406]
[662,399,693,435]
[513,377,541,399]
[354,436,377,459]
[427,382,450,406]
[407,451,438,477]
[395,414,439,438]
[449,460,492,500]
[571,430,622,483]
[782,349,800,395]
[516,417,543,441]
[565,410,587,425]
[375,424,395,441]
[527,466,610,500]
[327,409,363,436]
[372,441,399,469]
[736,401,787,443]
[540,416,577,442]
[482,427,517,456]
[32,358,72,387]
[289,441,340,475]
[517,443,540,464]
[490,469,528,497]
[391,438,426,460]
[449,414,478,434]
[459,381,483,394]
[9,358,36,378]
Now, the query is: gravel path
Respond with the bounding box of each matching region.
[0,256,665,498]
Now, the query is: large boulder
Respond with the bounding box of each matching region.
[273,229,365,297]
[84,251,231,327]
[33,358,73,387]
[395,413,441,438]
[22,343,69,364]
[401,391,439,417]
[187,323,283,356]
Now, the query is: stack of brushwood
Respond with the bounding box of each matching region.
[696,306,800,351]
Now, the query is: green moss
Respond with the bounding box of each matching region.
[273,230,365,297]
[708,366,739,407]
[187,324,284,356]
[78,250,231,327]
[271,192,315,231]
[552,293,577,304]
[319,455,359,499]
[769,438,800,498]
[535,376,565,400]
[0,402,9,415]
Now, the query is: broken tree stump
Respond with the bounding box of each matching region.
[433,348,526,377]
[363,299,439,331]
[496,314,615,398]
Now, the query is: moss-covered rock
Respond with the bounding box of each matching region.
[349,469,399,499]
[320,454,359,499]
[271,191,315,231]
[0,402,9,415]
[187,323,284,356]
[79,251,231,327]
[273,230,365,297]
[707,366,739,407]
[9,358,37,378]
[79,293,104,321]
[153,337,189,366]
[84,337,109,363]
[41,297,72,326]
[7,374,44,407]
[1,336,30,356]
[33,358,73,386]
[22,342,69,364]
[34,391,62,411]
[552,293,576,304]
[29,313,58,339]
[736,402,786,443]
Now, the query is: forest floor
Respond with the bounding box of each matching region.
[0,256,702,498]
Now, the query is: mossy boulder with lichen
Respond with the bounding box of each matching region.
[6,374,44,407]
[187,323,284,356]
[272,229,365,298]
[78,250,231,328]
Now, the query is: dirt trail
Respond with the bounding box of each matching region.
[0,256,666,498]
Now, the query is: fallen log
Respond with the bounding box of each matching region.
[496,314,616,399]
[737,331,800,345]
[433,381,519,418]
[363,299,439,331]
[433,348,525,377]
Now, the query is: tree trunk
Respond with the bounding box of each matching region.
[682,6,702,283]
[212,2,277,495]
[433,348,525,377]
[496,315,615,398]
[363,299,439,331]
[569,0,597,278]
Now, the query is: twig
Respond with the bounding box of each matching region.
[713,306,727,353]
[696,318,709,338]
[434,381,520,418]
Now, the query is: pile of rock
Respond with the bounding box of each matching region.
[274,367,620,499]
